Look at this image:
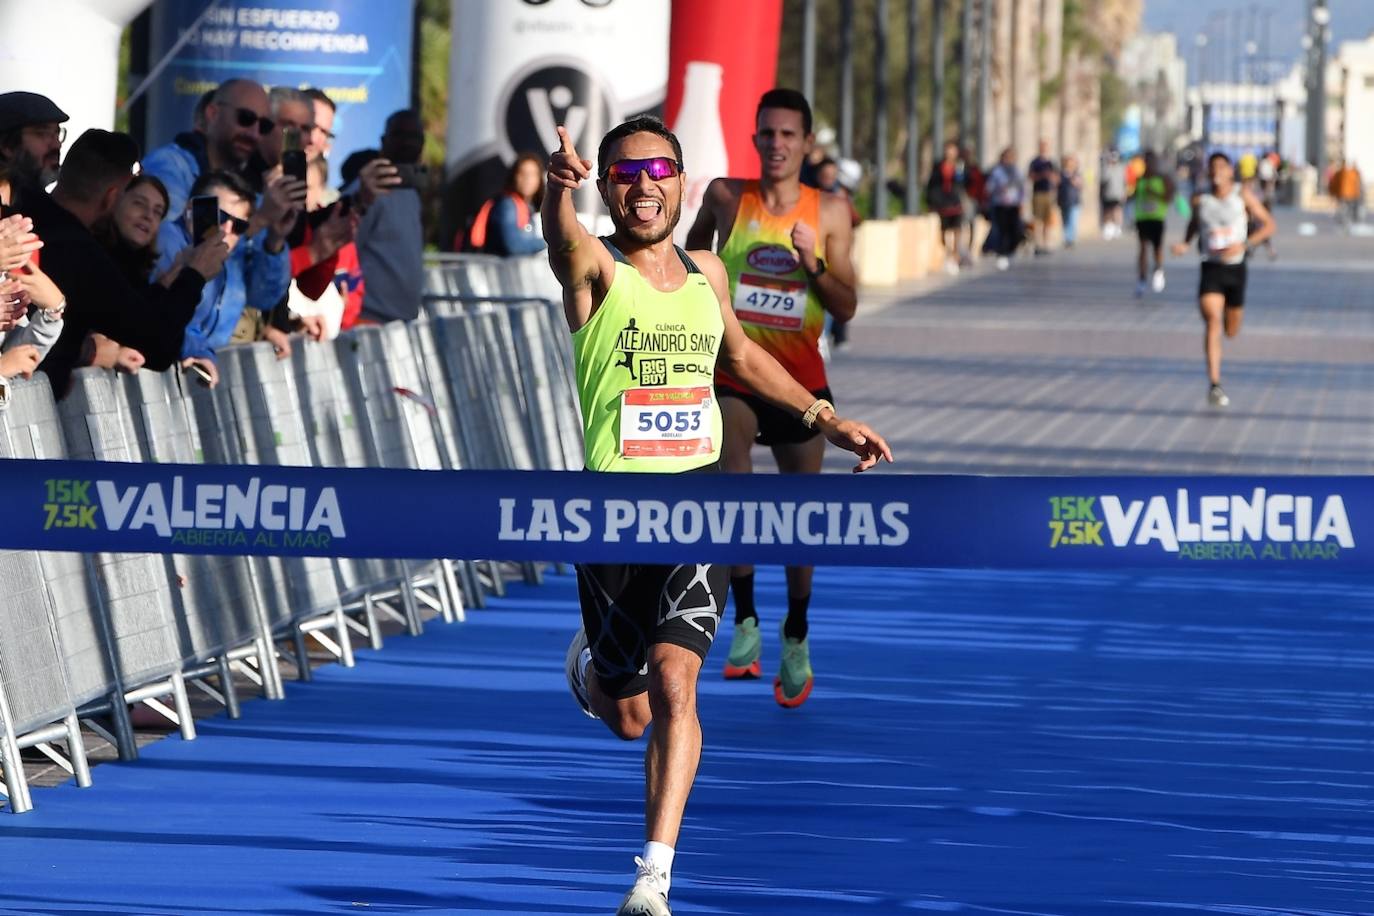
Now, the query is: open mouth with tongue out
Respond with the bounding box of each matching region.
[629,195,664,225]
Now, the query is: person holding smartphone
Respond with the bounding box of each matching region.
[347,109,425,324]
[154,169,291,386]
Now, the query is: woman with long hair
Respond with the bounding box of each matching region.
[467,153,546,256]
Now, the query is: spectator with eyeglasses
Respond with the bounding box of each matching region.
[0,91,68,188]
[155,169,290,386]
[142,78,304,241]
[304,88,336,165]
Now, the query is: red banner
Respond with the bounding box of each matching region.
[665,0,784,188]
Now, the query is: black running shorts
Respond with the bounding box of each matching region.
[1199,261,1247,308]
[1136,219,1165,247]
[576,561,730,700]
[718,386,834,447]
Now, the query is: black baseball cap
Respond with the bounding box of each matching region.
[0,92,69,134]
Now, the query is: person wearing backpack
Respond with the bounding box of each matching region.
[465,153,545,256]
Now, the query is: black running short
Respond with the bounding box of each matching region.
[718,386,833,447]
[1199,261,1247,308]
[939,212,963,232]
[1136,219,1165,247]
[576,561,729,700]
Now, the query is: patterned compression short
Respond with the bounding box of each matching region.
[575,561,730,699]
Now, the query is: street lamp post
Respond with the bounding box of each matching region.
[839,0,855,159]
[1307,0,1330,175]
[801,0,817,105]
[977,0,991,164]
[874,0,889,218]
[960,0,974,150]
[931,0,945,159]
[905,0,920,215]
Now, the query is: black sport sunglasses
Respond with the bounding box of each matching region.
[234,107,275,136]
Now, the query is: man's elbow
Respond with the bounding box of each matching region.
[830,298,858,322]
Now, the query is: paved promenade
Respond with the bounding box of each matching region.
[827,214,1374,475]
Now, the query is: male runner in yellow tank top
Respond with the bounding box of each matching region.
[685,88,858,709]
[545,117,890,915]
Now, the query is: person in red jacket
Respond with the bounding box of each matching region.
[926,141,967,274]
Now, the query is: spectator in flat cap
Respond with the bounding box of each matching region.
[0,91,69,188]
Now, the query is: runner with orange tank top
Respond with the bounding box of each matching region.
[686,88,858,709]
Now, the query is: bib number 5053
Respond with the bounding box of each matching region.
[637,410,703,434]
[620,386,714,459]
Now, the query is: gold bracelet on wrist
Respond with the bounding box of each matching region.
[801,398,834,429]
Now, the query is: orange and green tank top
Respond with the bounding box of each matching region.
[717,181,828,392]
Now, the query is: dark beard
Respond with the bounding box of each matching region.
[11,149,54,188]
[610,198,682,246]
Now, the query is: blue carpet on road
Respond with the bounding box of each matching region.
[1,567,1371,915]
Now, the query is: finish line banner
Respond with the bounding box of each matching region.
[0,459,1369,570]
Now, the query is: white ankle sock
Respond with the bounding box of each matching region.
[642,842,675,893]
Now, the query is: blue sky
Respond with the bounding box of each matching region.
[1143,0,1374,64]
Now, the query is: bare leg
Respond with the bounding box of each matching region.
[587,669,651,741]
[1199,293,1226,385]
[1138,237,1149,282]
[644,643,704,847]
[1224,305,1244,339]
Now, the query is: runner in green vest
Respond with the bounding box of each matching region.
[1133,150,1175,298]
[543,117,892,916]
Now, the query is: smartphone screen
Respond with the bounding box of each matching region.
[190,195,220,243]
[282,149,308,185]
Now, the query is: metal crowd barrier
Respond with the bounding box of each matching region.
[0,252,579,813]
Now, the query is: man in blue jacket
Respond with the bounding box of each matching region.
[154,169,291,385]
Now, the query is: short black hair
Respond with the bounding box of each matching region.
[384,109,422,133]
[597,116,683,174]
[304,87,335,113]
[1209,151,1233,167]
[189,168,255,208]
[756,88,812,135]
[55,129,140,201]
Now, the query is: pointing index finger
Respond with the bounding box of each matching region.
[556,125,578,157]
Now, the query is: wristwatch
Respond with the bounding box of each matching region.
[40,297,65,323]
[804,258,827,281]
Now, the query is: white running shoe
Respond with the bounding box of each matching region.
[616,858,672,915]
[1208,384,1230,408]
[944,259,960,276]
[1151,269,1166,293]
[565,629,597,719]
[996,256,1010,271]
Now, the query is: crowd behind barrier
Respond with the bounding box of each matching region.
[0,253,574,813]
